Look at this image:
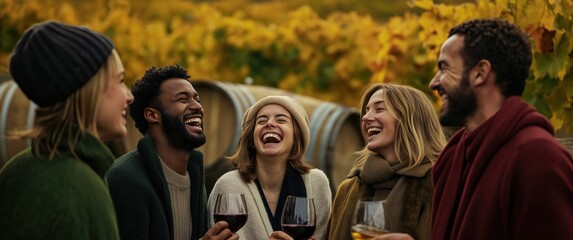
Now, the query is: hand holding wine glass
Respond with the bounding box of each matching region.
[213,193,248,233]
[280,196,316,240]
[351,199,389,240]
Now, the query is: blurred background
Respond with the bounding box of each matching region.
[1,0,572,191]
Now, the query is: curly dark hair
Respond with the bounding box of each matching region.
[449,19,532,96]
[129,65,191,134]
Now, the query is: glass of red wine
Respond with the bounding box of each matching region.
[213,193,248,233]
[280,195,316,240]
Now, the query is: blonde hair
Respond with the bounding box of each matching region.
[228,103,311,182]
[11,49,123,160]
[355,83,447,168]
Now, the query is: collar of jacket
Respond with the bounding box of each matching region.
[33,127,115,179]
[136,133,207,240]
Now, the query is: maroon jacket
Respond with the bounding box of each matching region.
[431,97,573,240]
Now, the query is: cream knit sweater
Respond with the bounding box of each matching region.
[208,169,332,240]
[160,160,192,240]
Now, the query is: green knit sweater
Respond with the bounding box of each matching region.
[0,133,119,239]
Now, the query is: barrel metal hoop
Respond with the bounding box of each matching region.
[235,84,256,108]
[306,103,336,163]
[26,102,37,147]
[0,82,18,162]
[212,81,252,155]
[230,83,256,151]
[318,107,349,171]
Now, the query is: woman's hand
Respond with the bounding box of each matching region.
[268,231,292,240]
[201,221,239,240]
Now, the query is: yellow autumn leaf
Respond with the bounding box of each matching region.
[551,114,564,131]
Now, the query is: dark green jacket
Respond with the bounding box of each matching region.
[0,133,119,239]
[106,133,209,240]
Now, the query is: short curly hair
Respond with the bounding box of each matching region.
[449,19,532,96]
[129,65,191,134]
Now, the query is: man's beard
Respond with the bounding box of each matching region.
[440,71,477,127]
[159,108,206,151]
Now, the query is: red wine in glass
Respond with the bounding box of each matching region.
[213,213,248,232]
[214,193,248,233]
[281,224,316,239]
[281,196,316,240]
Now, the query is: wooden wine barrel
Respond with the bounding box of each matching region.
[0,81,35,166]
[556,137,573,157]
[0,80,366,194]
[192,80,366,193]
[0,80,136,167]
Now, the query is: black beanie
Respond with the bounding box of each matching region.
[8,20,114,107]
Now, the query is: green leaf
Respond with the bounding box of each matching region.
[266,68,283,87]
[213,28,226,42]
[537,76,559,94]
[408,0,434,10]
[531,95,552,117]
[553,31,572,80]
[555,14,572,30]
[532,53,550,78]
[0,19,19,52]
[522,78,537,101]
[229,48,249,68]
[317,60,334,90]
[284,46,299,62]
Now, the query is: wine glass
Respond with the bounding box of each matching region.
[281,196,316,240]
[213,193,248,232]
[351,198,388,240]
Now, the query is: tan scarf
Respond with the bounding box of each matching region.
[360,154,409,200]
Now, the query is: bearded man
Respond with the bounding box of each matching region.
[427,19,573,240]
[375,18,573,240]
[106,65,238,240]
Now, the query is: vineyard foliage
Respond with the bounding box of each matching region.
[0,0,572,134]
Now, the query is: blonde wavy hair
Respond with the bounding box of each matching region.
[355,83,447,168]
[11,49,123,160]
